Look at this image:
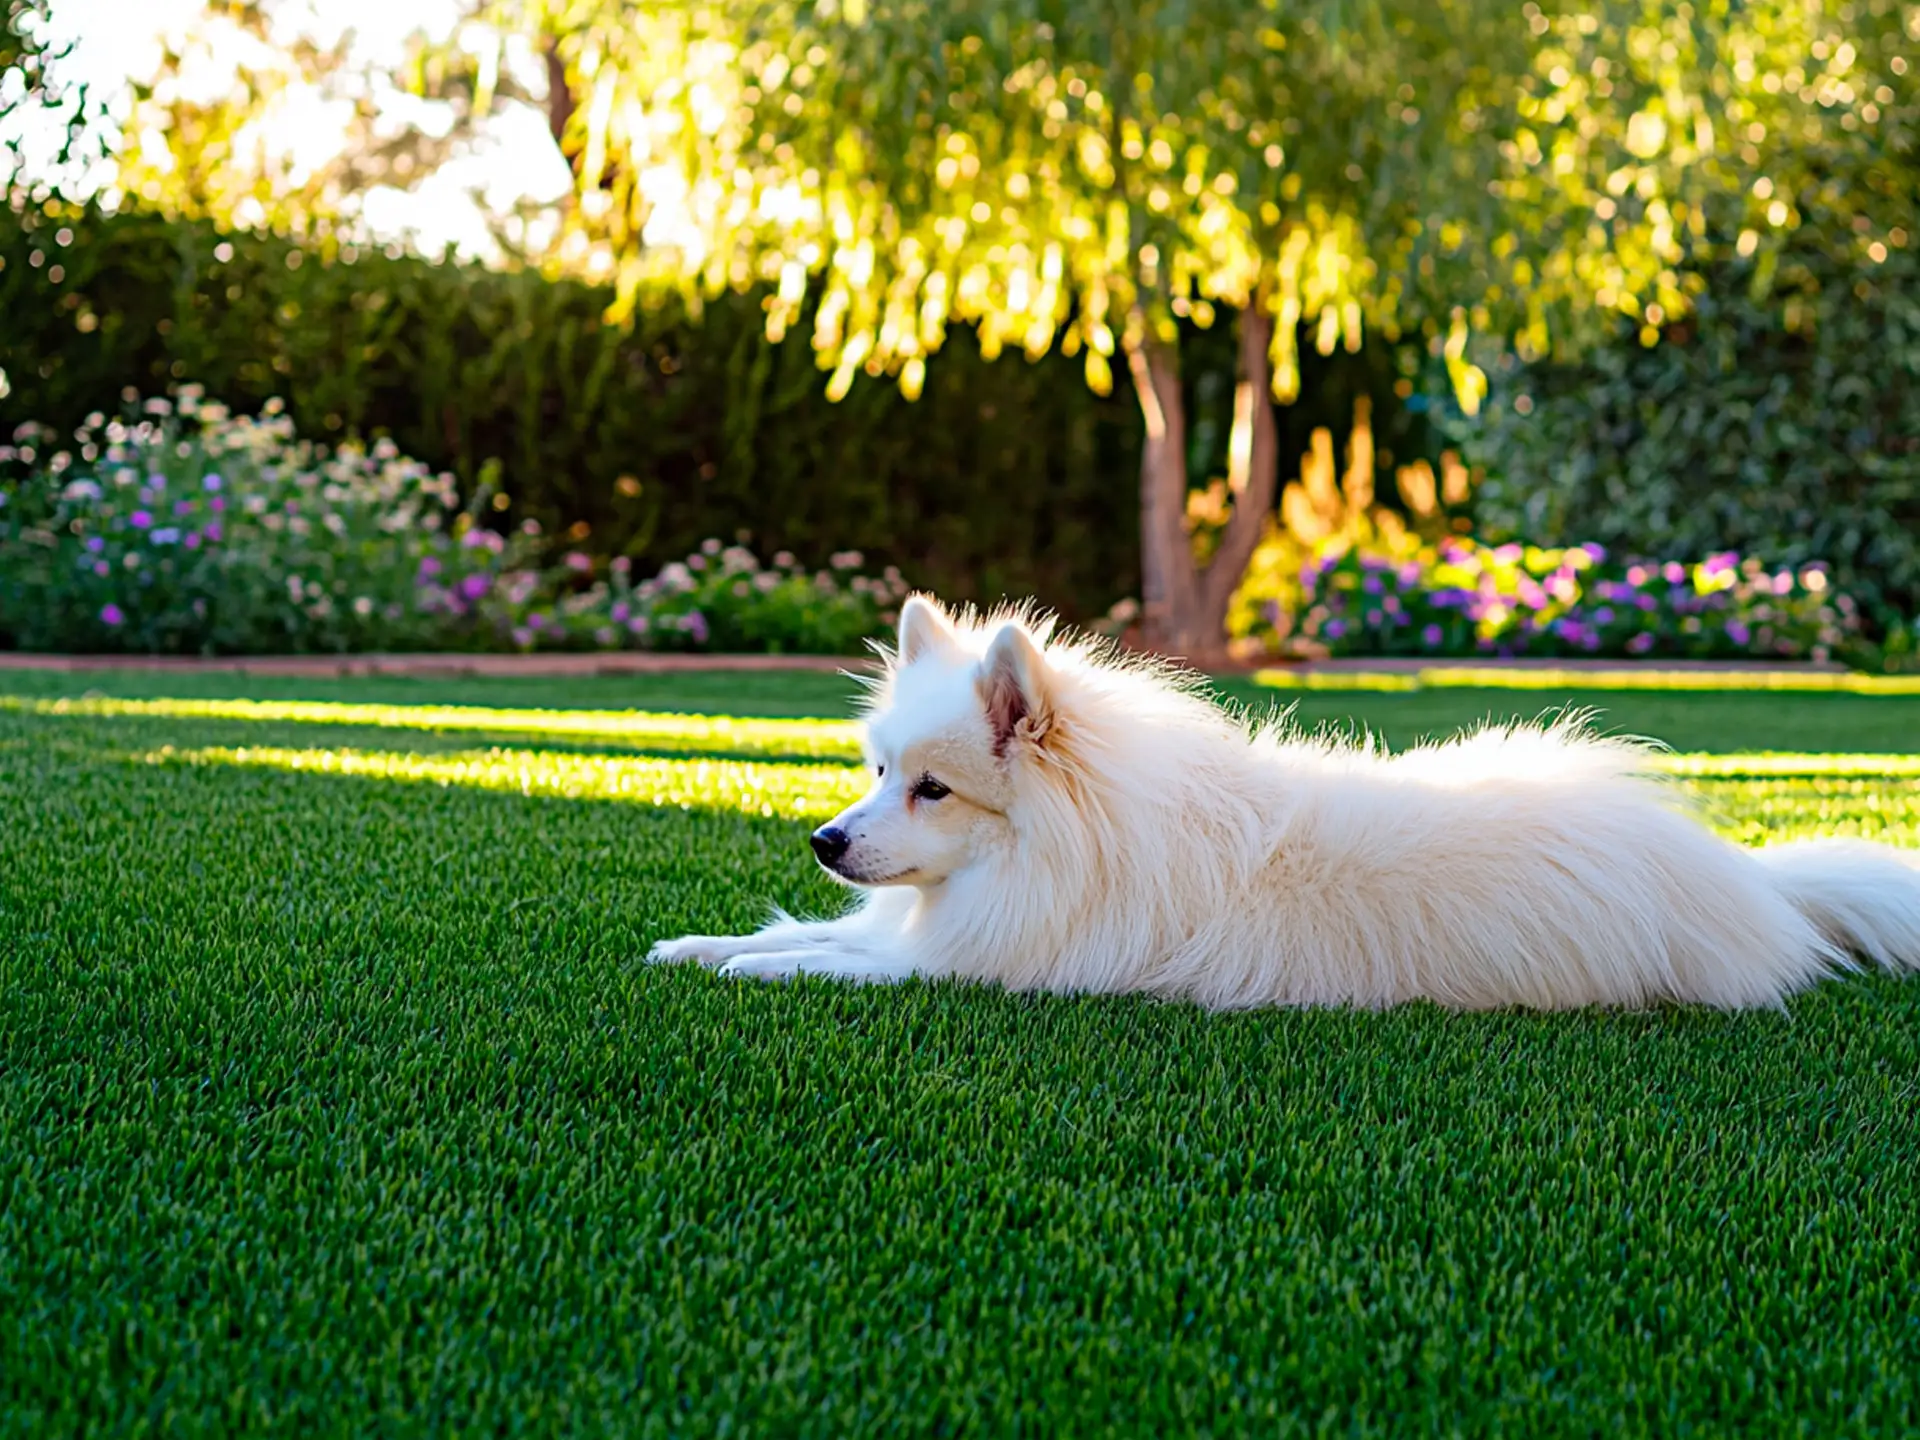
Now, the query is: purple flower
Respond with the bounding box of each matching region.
[685,611,710,645]
[1397,562,1423,587]
[1421,624,1443,648]
[84,535,105,553]
[204,522,223,542]
[611,602,631,623]
[203,473,222,492]
[418,556,442,577]
[1727,621,1752,646]
[1324,618,1348,639]
[130,509,153,529]
[149,527,179,545]
[459,574,489,601]
[1627,631,1655,654]
[527,613,547,630]
[511,626,534,648]
[1581,542,1607,562]
[93,560,110,577]
[173,499,194,517]
[185,532,201,550]
[1363,575,1384,595]
[99,603,124,626]
[209,496,225,513]
[1593,606,1615,625]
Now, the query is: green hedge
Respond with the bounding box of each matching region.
[1458,241,1920,640]
[1,198,1424,622]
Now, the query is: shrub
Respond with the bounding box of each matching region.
[1453,243,1920,641]
[0,394,907,656]
[0,198,1436,624]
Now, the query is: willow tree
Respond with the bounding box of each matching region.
[501,0,1839,653]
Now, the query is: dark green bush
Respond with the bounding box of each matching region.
[0,197,1144,617]
[0,196,1429,624]
[1457,243,1920,644]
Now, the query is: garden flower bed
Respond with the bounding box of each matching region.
[1239,537,1858,665]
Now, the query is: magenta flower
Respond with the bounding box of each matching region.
[99,603,124,626]
[418,556,442,577]
[611,602,631,623]
[459,574,489,601]
[209,496,225,513]
[1421,624,1443,648]
[130,510,153,529]
[1627,632,1655,654]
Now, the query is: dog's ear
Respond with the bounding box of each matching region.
[978,623,1052,757]
[898,594,962,665]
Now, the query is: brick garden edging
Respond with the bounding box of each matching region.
[0,651,1852,677]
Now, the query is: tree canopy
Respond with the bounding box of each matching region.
[494,0,1911,648]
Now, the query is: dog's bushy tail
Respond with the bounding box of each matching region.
[1757,840,1920,972]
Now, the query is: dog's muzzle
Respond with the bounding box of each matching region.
[810,825,852,870]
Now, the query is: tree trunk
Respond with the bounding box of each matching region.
[1127,305,1279,662]
[1125,323,1198,654]
[543,37,574,150]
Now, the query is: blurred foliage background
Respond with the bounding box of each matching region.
[2,0,1916,646]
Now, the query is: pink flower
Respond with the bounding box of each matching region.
[99,603,124,626]
[564,551,592,573]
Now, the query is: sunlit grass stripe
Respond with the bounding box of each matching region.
[1252,667,1920,695]
[135,741,1920,828]
[140,743,868,821]
[3,694,863,759]
[1657,753,1920,778]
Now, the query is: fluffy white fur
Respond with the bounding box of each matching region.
[649,596,1920,1011]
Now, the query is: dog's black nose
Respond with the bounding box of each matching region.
[810,826,851,865]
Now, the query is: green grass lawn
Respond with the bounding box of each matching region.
[4,669,1919,1435]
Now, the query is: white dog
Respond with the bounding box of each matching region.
[649,596,1920,1010]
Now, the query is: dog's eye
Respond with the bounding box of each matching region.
[911,775,950,802]
[876,764,886,778]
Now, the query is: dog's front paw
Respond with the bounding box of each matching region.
[717,954,799,983]
[646,935,737,967]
